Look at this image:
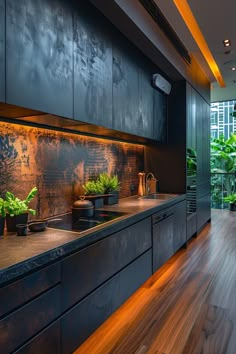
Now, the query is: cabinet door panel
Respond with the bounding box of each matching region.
[137,58,154,139]
[112,36,139,135]
[0,262,60,318]
[0,285,61,353]
[153,89,167,142]
[197,95,210,186]
[0,0,5,102]
[6,0,73,117]
[73,2,112,127]
[173,200,187,252]
[14,320,60,354]
[61,251,152,354]
[62,217,152,311]
[197,193,211,232]
[153,214,174,272]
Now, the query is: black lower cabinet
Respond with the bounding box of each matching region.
[0,285,61,353]
[61,249,152,354]
[187,212,197,240]
[61,217,152,311]
[153,213,174,272]
[14,320,61,354]
[173,200,187,252]
[197,193,211,232]
[152,200,186,273]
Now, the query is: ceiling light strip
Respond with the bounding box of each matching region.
[173,0,225,88]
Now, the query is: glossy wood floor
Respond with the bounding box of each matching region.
[75,209,236,354]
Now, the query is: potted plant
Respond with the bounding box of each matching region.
[0,198,6,236]
[223,194,236,211]
[5,187,38,232]
[82,180,105,208]
[98,173,121,205]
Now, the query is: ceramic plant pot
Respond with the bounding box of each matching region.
[229,203,236,211]
[104,191,119,205]
[0,216,5,236]
[6,213,28,232]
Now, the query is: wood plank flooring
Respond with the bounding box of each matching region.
[74,209,236,354]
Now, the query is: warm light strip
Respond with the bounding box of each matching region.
[173,0,225,87]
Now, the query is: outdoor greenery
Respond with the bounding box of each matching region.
[211,133,236,208]
[4,187,38,216]
[223,193,236,205]
[187,148,197,176]
[97,173,121,193]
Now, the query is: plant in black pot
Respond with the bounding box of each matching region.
[0,197,6,236]
[98,173,121,205]
[82,180,105,208]
[223,193,236,211]
[5,187,38,232]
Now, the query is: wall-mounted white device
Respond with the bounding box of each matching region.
[152,74,171,95]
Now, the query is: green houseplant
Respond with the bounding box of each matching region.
[82,180,105,195]
[0,197,6,236]
[98,173,121,205]
[5,187,38,232]
[223,193,236,211]
[82,180,105,208]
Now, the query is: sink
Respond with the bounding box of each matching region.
[140,193,178,200]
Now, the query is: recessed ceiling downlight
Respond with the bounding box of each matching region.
[223,39,231,47]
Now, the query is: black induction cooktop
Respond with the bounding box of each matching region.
[47,210,127,233]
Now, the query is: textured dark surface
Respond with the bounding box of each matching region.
[15,320,60,354]
[153,89,167,142]
[112,35,139,136]
[61,217,152,311]
[138,56,155,139]
[61,250,152,354]
[0,285,61,353]
[0,194,185,286]
[73,1,112,128]
[6,0,73,117]
[173,200,187,252]
[0,0,5,102]
[0,263,60,318]
[0,122,144,217]
[153,213,174,272]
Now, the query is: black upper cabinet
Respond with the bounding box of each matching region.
[6,0,73,117]
[153,89,167,142]
[197,93,210,186]
[0,0,5,102]
[112,36,139,136]
[138,57,154,139]
[73,2,112,128]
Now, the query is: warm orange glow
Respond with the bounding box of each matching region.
[173,0,225,88]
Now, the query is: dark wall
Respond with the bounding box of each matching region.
[0,0,5,102]
[0,121,144,218]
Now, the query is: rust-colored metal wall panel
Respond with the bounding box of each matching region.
[0,122,144,218]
